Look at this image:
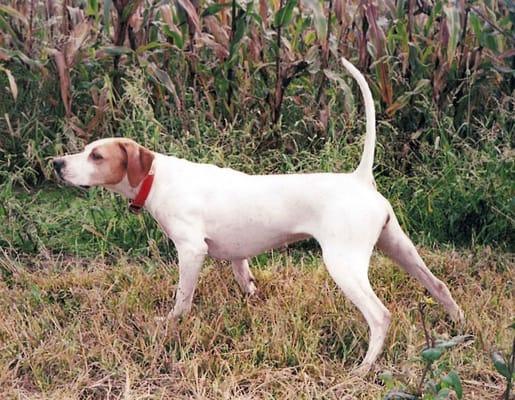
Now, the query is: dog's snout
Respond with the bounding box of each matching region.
[53,158,65,175]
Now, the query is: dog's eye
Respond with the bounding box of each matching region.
[90,152,103,161]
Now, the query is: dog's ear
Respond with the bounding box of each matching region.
[119,141,154,187]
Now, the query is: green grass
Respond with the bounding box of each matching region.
[0,248,512,399]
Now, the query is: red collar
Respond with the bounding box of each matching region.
[129,171,155,214]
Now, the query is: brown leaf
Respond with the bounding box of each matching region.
[160,5,175,28]
[128,1,144,32]
[365,3,392,106]
[86,86,109,135]
[177,0,201,34]
[63,19,92,67]
[0,48,11,61]
[0,66,18,100]
[197,34,229,60]
[49,49,72,116]
[248,26,263,62]
[66,6,84,27]
[204,15,229,47]
[259,0,269,26]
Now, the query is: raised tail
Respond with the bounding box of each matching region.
[340,57,376,183]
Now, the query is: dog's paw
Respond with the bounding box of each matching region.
[351,363,373,377]
[450,306,465,325]
[245,280,257,296]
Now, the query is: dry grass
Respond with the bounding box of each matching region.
[0,247,512,399]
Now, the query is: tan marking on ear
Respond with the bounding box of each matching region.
[118,140,155,187]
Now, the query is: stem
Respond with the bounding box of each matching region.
[419,303,432,348]
[273,0,284,125]
[316,0,333,104]
[417,363,431,396]
[505,336,515,400]
[113,15,128,93]
[227,0,237,107]
[28,0,35,54]
[417,303,433,396]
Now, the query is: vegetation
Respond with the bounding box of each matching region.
[0,246,513,398]
[0,0,513,247]
[0,0,513,398]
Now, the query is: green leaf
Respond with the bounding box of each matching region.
[379,370,394,385]
[421,347,444,363]
[0,5,28,25]
[274,0,297,28]
[85,0,99,17]
[103,0,112,33]
[162,26,184,49]
[436,387,451,400]
[492,351,511,379]
[301,0,327,42]
[434,334,474,349]
[444,3,460,65]
[484,34,498,52]
[136,41,168,54]
[469,12,482,42]
[442,371,463,399]
[201,3,232,17]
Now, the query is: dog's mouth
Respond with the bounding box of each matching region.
[54,173,91,190]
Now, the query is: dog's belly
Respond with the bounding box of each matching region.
[204,230,311,260]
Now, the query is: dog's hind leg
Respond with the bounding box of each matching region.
[321,243,391,375]
[231,259,257,295]
[376,213,464,323]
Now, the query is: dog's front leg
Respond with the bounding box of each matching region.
[168,241,207,319]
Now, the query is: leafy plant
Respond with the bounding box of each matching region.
[491,323,515,400]
[382,303,473,399]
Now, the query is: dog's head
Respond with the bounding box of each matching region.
[52,138,154,191]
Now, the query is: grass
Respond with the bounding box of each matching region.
[0,246,512,399]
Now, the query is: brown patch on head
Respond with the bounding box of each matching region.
[118,140,154,187]
[88,139,154,187]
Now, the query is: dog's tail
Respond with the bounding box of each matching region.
[340,57,376,184]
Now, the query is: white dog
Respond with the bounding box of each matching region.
[53,57,463,374]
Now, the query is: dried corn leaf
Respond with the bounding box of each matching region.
[128,1,144,32]
[198,33,229,60]
[0,65,18,100]
[177,0,201,34]
[63,19,92,67]
[0,5,28,26]
[49,49,72,115]
[204,15,229,47]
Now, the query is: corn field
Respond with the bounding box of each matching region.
[0,0,513,134]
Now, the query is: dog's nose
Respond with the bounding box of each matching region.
[53,158,65,175]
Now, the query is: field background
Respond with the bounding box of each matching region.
[0,0,513,398]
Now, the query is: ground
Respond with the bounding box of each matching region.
[0,247,511,399]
